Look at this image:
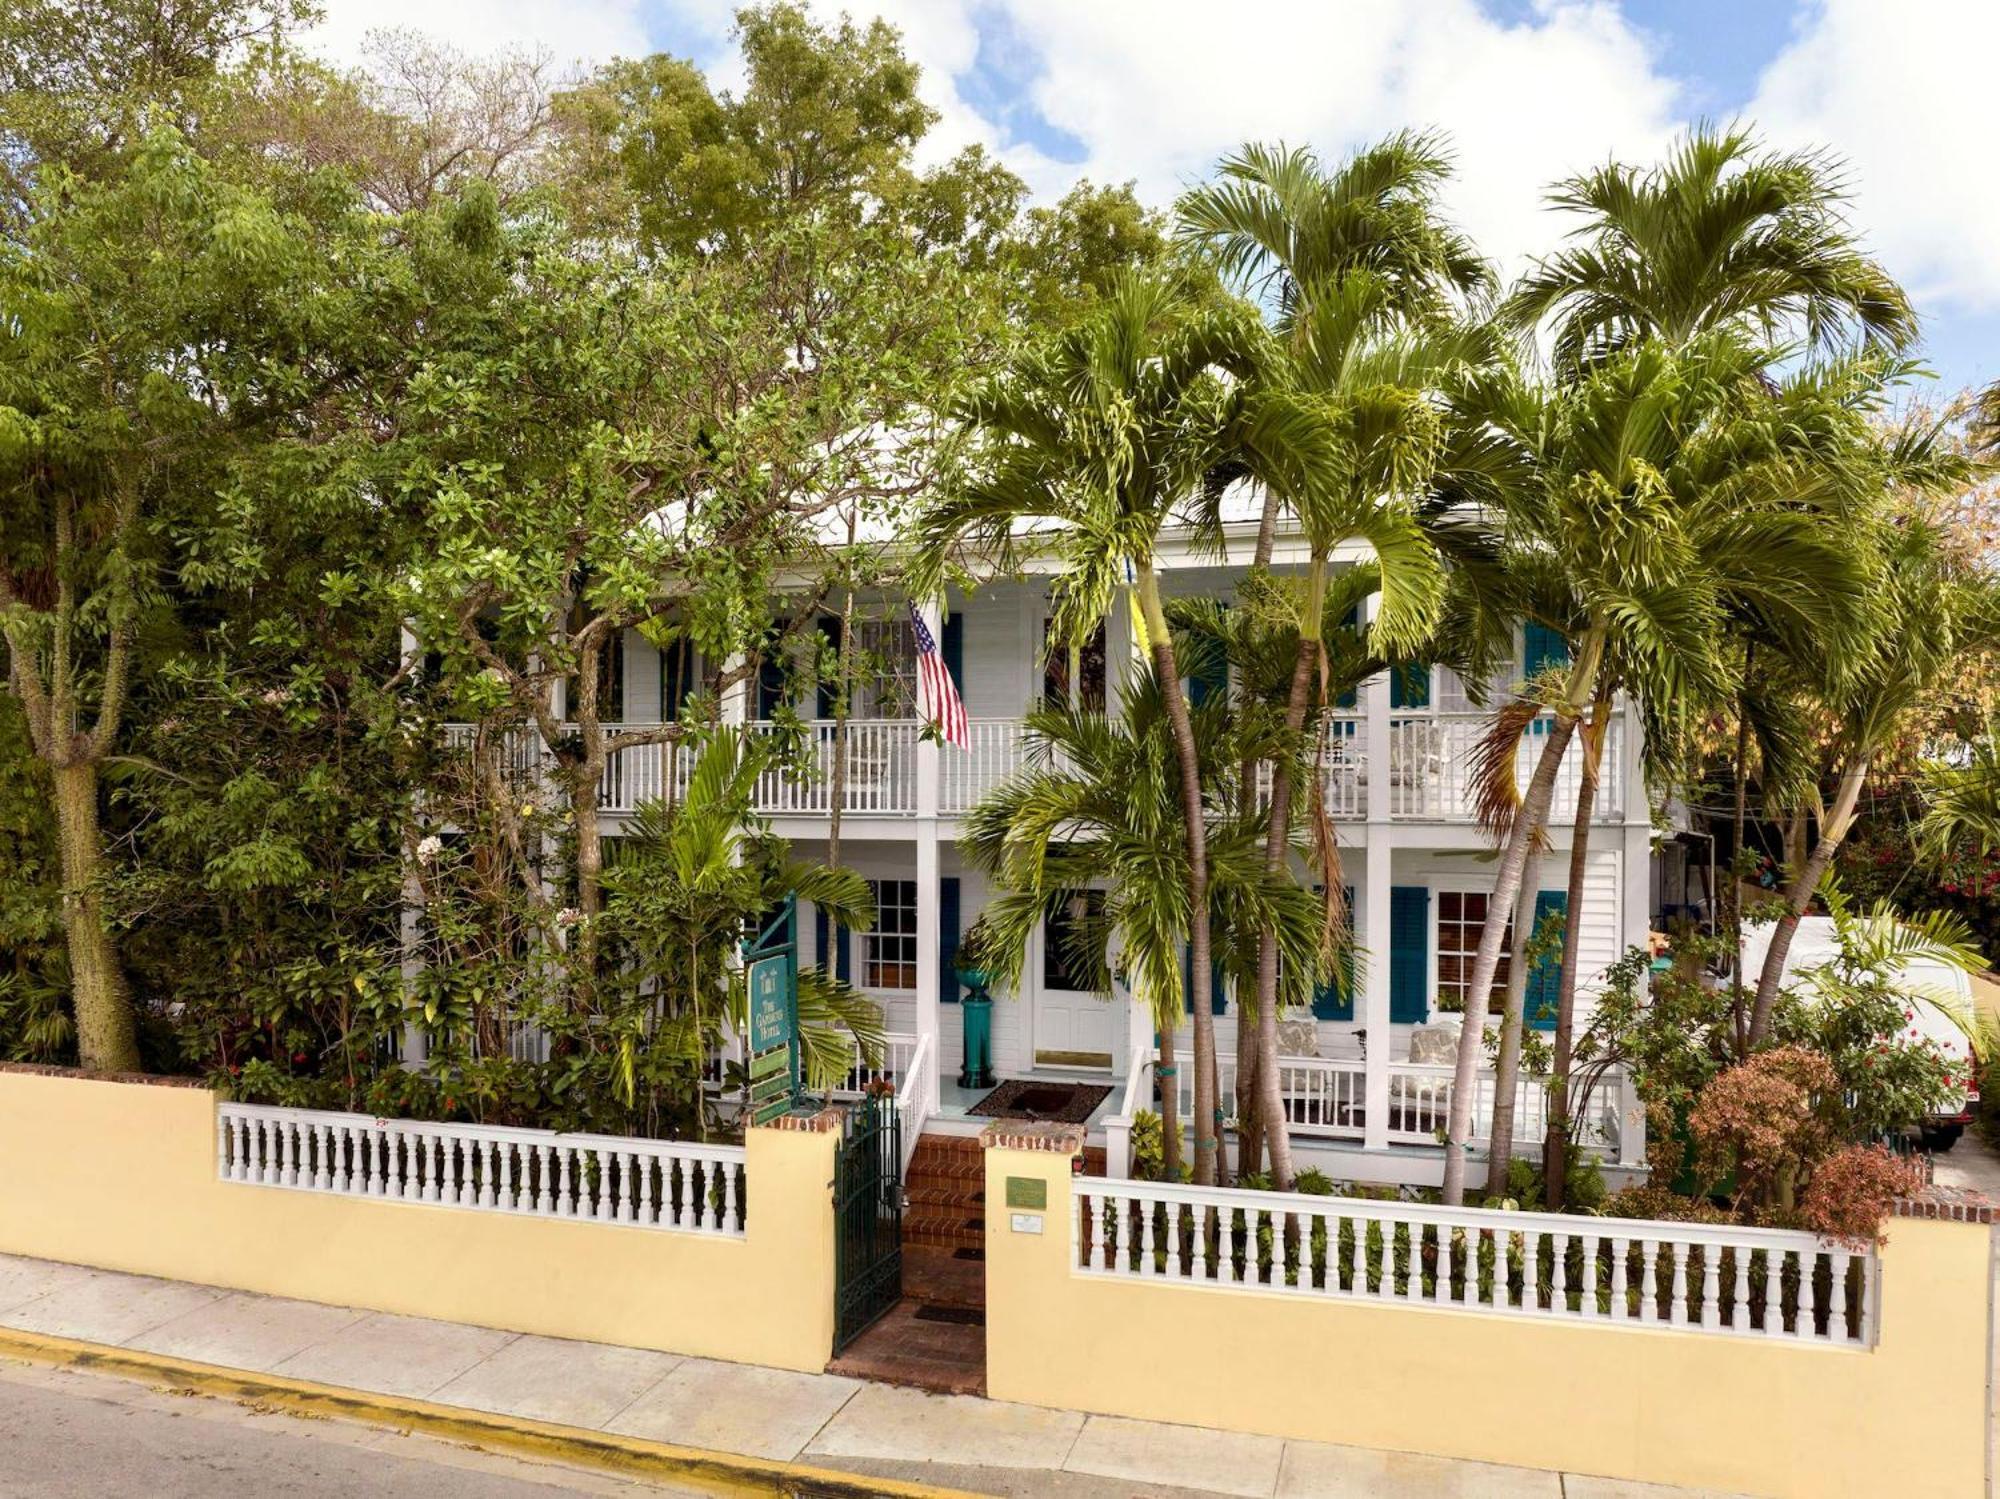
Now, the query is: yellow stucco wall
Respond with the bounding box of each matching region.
[986,1143,1994,1499]
[0,1071,837,1373]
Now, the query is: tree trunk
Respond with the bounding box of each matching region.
[1251,609,1321,1193]
[1542,683,1611,1210]
[1157,1024,1183,1179]
[1746,750,1873,1046]
[1727,644,1754,1056]
[1441,641,1596,1206]
[1136,564,1219,1186]
[51,761,140,1072]
[1235,1040,1264,1180]
[1482,848,1542,1198]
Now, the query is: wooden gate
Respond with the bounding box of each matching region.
[833,1092,902,1352]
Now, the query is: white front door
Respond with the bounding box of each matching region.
[1034,903,1114,1069]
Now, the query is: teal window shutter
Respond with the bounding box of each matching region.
[1335,603,1361,709]
[1185,607,1228,709]
[814,902,829,971]
[942,612,964,694]
[838,924,851,984]
[1522,623,1570,679]
[1524,890,1568,1031]
[756,650,787,719]
[1389,886,1430,1023]
[940,877,961,1004]
[1389,663,1431,709]
[819,896,852,983]
[660,638,695,723]
[1181,944,1227,1015]
[816,615,841,718]
[1311,886,1357,1020]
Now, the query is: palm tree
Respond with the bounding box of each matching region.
[1747,506,1995,1045]
[916,269,1330,1184]
[1436,333,1874,1204]
[1178,137,1494,1186]
[1504,123,1918,374]
[960,672,1323,1179]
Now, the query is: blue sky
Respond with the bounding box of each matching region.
[317,0,1996,400]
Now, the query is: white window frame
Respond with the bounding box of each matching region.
[855,617,917,720]
[863,878,919,991]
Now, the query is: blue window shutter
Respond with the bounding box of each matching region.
[1335,604,1361,709]
[1523,623,1569,679]
[816,616,841,718]
[660,640,693,723]
[1389,886,1430,1023]
[1185,606,1228,709]
[837,923,852,984]
[1389,663,1431,709]
[1524,890,1568,1031]
[940,877,961,1004]
[942,612,964,694]
[814,902,829,972]
[757,651,786,719]
[1311,886,1357,1020]
[1181,944,1227,1015]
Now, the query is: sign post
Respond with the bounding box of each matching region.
[743,897,800,1125]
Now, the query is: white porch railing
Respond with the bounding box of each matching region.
[1072,1176,1878,1346]
[941,717,1030,813]
[217,1102,746,1236]
[894,1032,938,1175]
[1103,1051,1156,1180]
[1177,1054,1619,1152]
[1388,709,1625,822]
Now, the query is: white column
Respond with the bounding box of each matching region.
[917,601,942,821]
[915,831,942,1115]
[1361,593,1394,1151]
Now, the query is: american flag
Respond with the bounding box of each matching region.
[909,603,967,750]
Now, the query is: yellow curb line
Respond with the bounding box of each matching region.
[0,1326,982,1499]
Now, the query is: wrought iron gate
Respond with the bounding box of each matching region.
[833,1092,902,1352]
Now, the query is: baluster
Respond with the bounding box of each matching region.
[225,1115,244,1180]
[1830,1249,1854,1340]
[536,1144,554,1213]
[639,1152,657,1225]
[592,1148,612,1220]
[1551,1229,1569,1312]
[556,1146,573,1215]
[1092,1193,1112,1273]
[309,1124,327,1190]
[1764,1249,1788,1338]
[1165,1199,1184,1281]
[430,1136,446,1203]
[1580,1234,1602,1318]
[1697,1244,1718,1329]
[1639,1239,1659,1323]
[249,1118,267,1183]
[215,1113,231,1180]
[445,1135,461,1204]
[479,1139,497,1208]
[720,1157,739,1232]
[623,1150,638,1223]
[279,1118,296,1186]
[1666,1242,1687,1326]
[338,1126,354,1193]
[1609,1235,1629,1319]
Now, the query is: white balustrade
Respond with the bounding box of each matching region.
[1388,709,1625,823]
[1175,1054,1618,1152]
[218,1102,747,1237]
[1103,1046,1158,1179]
[835,1032,918,1097]
[894,1032,938,1175]
[1072,1175,1877,1346]
[941,718,1031,813]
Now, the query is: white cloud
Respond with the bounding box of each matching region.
[1749,0,2000,314]
[304,0,653,72]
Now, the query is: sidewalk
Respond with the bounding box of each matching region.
[0,1252,1734,1498]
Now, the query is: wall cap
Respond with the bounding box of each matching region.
[0,1062,207,1090]
[1891,1186,1994,1224]
[757,1105,846,1134]
[980,1121,1086,1154]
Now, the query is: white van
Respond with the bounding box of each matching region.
[1741,914,1981,1150]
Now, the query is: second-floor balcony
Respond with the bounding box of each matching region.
[444,706,1627,826]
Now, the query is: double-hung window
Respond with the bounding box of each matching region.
[863,878,919,990]
[1435,890,1513,1014]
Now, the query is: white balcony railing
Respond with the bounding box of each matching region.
[1389,709,1624,822]
[441,703,1625,826]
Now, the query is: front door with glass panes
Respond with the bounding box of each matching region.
[1032,891,1113,1070]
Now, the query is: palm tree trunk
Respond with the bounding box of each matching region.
[1157,1024,1183,1178]
[1235,1040,1264,1179]
[1442,636,1599,1206]
[1543,683,1612,1210]
[1746,749,1873,1046]
[1136,563,1220,1186]
[50,761,140,1072]
[1727,644,1754,1057]
[1251,619,1321,1193]
[1482,848,1542,1197]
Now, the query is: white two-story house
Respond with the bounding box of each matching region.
[456,516,1651,1186]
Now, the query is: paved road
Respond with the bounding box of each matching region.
[0,1360,703,1498]
[1932,1124,2000,1199]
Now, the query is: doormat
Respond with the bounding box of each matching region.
[965,1079,1112,1123]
